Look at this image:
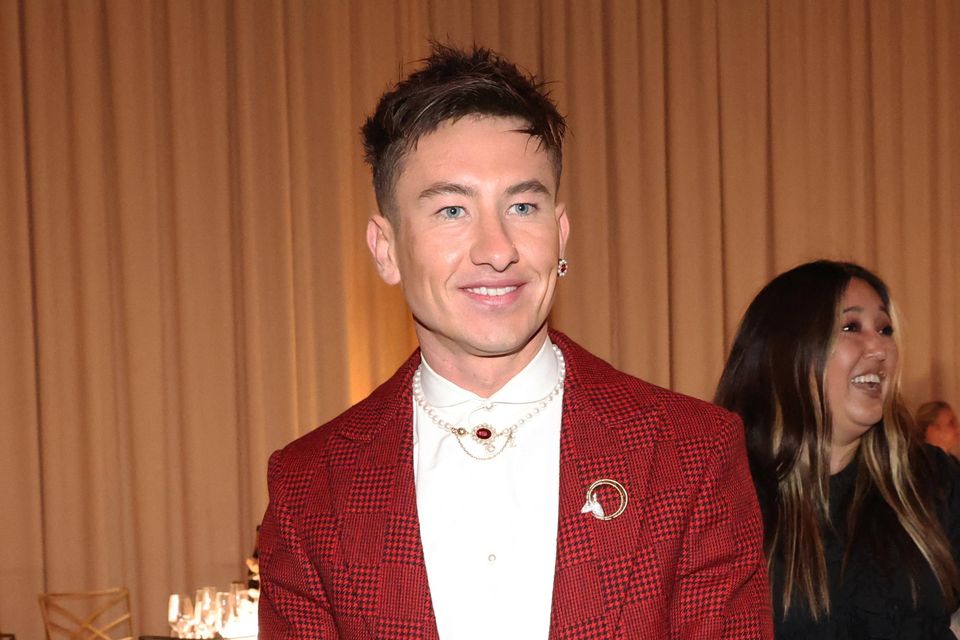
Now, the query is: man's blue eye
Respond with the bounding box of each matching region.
[440,206,464,218]
[511,203,535,215]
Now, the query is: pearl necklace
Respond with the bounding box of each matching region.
[412,345,566,461]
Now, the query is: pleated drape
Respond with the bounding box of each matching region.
[1,1,957,636]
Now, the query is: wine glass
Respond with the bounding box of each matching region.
[168,593,194,638]
[167,594,179,636]
[216,590,237,635]
[219,591,234,623]
[194,587,216,639]
[230,581,250,619]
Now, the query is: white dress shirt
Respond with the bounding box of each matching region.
[413,339,563,640]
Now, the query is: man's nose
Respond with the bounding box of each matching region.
[470,211,519,271]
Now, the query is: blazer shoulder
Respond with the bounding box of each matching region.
[647,382,742,444]
[270,349,421,473]
[552,329,739,445]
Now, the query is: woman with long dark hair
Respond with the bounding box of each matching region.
[716,260,960,638]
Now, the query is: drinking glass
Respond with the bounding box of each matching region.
[167,594,179,636]
[216,591,233,629]
[194,587,217,639]
[168,593,194,638]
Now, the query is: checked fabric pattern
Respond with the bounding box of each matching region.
[258,331,772,639]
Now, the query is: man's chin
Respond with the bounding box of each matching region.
[419,331,546,359]
[465,327,550,359]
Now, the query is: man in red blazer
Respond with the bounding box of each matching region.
[259,44,771,639]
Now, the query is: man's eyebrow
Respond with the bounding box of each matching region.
[417,179,552,201]
[505,180,552,197]
[841,304,889,313]
[418,182,477,200]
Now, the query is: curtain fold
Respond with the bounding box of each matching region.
[0,0,46,636]
[1,1,957,636]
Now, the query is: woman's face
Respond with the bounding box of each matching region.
[824,278,898,463]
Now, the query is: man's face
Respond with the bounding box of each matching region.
[367,115,569,367]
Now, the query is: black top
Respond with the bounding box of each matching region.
[769,446,960,640]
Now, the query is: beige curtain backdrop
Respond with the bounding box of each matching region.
[1,0,957,636]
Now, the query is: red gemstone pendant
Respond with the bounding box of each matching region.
[475,426,493,440]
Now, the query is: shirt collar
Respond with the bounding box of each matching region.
[418,338,560,410]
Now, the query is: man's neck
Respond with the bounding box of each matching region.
[416,329,551,398]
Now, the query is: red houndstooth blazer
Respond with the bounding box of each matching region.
[259,331,772,639]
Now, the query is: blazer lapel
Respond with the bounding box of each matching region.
[548,334,659,639]
[332,352,441,639]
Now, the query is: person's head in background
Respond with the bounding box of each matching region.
[715,259,958,619]
[918,401,960,456]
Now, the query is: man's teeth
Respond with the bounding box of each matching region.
[851,373,882,384]
[468,286,517,296]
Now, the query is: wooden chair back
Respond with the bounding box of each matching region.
[38,587,133,640]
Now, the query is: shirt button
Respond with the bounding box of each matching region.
[487,553,496,563]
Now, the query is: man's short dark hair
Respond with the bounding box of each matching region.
[361,43,566,218]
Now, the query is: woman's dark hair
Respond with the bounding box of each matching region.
[715,259,958,618]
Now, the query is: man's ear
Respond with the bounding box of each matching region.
[366,214,401,285]
[556,203,570,257]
